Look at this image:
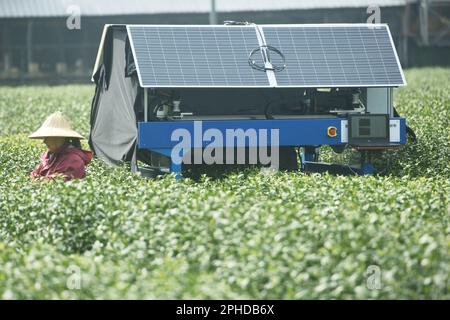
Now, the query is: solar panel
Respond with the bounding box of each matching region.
[262,24,406,87]
[127,25,270,87]
[127,24,405,88]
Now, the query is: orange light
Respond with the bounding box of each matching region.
[327,126,337,137]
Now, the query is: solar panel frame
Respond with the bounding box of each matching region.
[126,24,271,88]
[126,24,406,88]
[261,23,406,88]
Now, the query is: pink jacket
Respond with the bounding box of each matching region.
[31,144,93,181]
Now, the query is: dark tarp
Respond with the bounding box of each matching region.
[89,26,139,166]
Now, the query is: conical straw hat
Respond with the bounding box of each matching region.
[28,111,85,139]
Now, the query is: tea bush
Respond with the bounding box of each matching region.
[0,68,449,299]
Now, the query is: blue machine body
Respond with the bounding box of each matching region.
[137,117,406,176]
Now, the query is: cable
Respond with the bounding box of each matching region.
[248,45,286,72]
[393,107,417,142]
[264,100,276,120]
[264,96,307,120]
[223,21,252,25]
[223,21,286,72]
[345,149,359,176]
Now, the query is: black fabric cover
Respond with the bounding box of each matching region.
[89,26,139,166]
[124,37,137,78]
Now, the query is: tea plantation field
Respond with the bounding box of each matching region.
[0,68,449,299]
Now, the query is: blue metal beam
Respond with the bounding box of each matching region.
[138,118,406,149]
[139,118,343,149]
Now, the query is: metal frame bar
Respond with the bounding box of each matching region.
[126,23,391,28]
[420,0,430,46]
[143,87,148,122]
[386,24,408,86]
[254,25,277,87]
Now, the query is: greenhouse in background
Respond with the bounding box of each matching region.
[0,0,449,84]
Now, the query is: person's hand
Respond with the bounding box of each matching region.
[49,172,69,181]
[29,175,52,184]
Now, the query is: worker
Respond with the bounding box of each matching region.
[29,111,93,181]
